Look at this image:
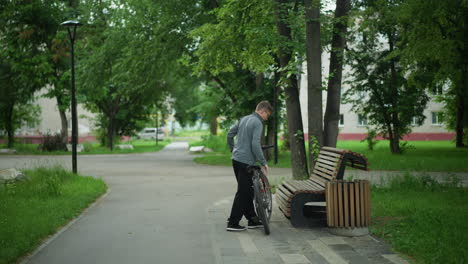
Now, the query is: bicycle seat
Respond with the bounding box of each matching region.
[247,165,261,173]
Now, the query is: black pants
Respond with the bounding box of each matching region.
[228,159,257,224]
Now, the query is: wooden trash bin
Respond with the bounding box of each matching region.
[326,180,371,236]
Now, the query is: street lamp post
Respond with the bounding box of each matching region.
[61,20,82,174]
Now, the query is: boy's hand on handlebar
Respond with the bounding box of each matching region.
[261,165,269,176]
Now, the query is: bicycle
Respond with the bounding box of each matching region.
[247,145,274,235]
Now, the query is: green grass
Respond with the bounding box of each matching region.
[172,129,209,137]
[0,166,107,264]
[371,174,468,263]
[190,135,468,172]
[0,139,171,155]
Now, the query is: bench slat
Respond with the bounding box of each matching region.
[319,150,343,158]
[309,175,327,187]
[277,184,294,197]
[317,153,342,163]
[276,189,292,202]
[283,182,300,193]
[293,180,311,190]
[313,168,336,180]
[303,180,325,191]
[316,162,339,174]
[316,157,341,167]
[321,146,350,154]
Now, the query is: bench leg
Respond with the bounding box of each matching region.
[290,193,327,228]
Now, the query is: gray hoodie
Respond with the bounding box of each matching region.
[227,112,267,166]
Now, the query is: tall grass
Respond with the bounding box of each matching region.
[0,167,107,264]
[371,174,467,263]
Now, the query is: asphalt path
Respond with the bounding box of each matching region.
[0,142,290,264]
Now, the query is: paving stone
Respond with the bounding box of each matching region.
[319,236,347,245]
[222,255,249,264]
[280,254,311,264]
[308,239,348,264]
[303,252,330,264]
[329,244,355,251]
[382,254,410,264]
[220,247,245,257]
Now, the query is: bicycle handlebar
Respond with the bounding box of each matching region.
[262,145,274,150]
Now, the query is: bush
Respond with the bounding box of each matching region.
[81,142,94,152]
[361,129,379,150]
[20,166,74,197]
[38,133,66,152]
[190,133,229,153]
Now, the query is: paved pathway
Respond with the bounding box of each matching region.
[0,143,410,264]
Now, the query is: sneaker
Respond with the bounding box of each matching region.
[247,217,263,229]
[226,223,247,232]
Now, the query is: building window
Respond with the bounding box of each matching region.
[339,114,344,127]
[358,114,368,126]
[411,116,423,126]
[431,112,443,125]
[430,86,443,95]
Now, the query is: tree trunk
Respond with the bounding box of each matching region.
[305,0,322,170]
[455,69,466,147]
[264,119,275,161]
[389,135,401,154]
[210,116,217,135]
[108,116,114,150]
[275,0,309,179]
[56,95,69,145]
[6,103,14,148]
[388,32,402,154]
[323,0,350,148]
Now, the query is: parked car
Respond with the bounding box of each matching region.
[137,128,165,140]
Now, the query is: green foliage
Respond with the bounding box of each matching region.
[397,0,468,146]
[0,0,52,147]
[39,133,67,152]
[371,174,467,263]
[344,0,429,153]
[308,135,320,161]
[0,166,107,264]
[361,129,379,150]
[183,0,282,124]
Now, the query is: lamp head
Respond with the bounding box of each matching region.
[61,20,82,27]
[61,20,82,41]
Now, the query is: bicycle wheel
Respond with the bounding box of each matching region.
[260,174,273,222]
[253,177,270,235]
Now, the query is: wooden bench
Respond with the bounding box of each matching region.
[276,146,369,227]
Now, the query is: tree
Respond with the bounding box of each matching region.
[398,0,468,147]
[0,0,52,147]
[186,0,281,161]
[77,2,156,149]
[275,0,309,178]
[323,0,351,148]
[304,0,322,170]
[345,0,429,154]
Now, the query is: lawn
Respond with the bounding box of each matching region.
[172,129,209,137]
[190,136,468,172]
[0,139,171,155]
[0,167,107,264]
[371,174,467,263]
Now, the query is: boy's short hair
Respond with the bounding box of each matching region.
[256,101,273,113]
